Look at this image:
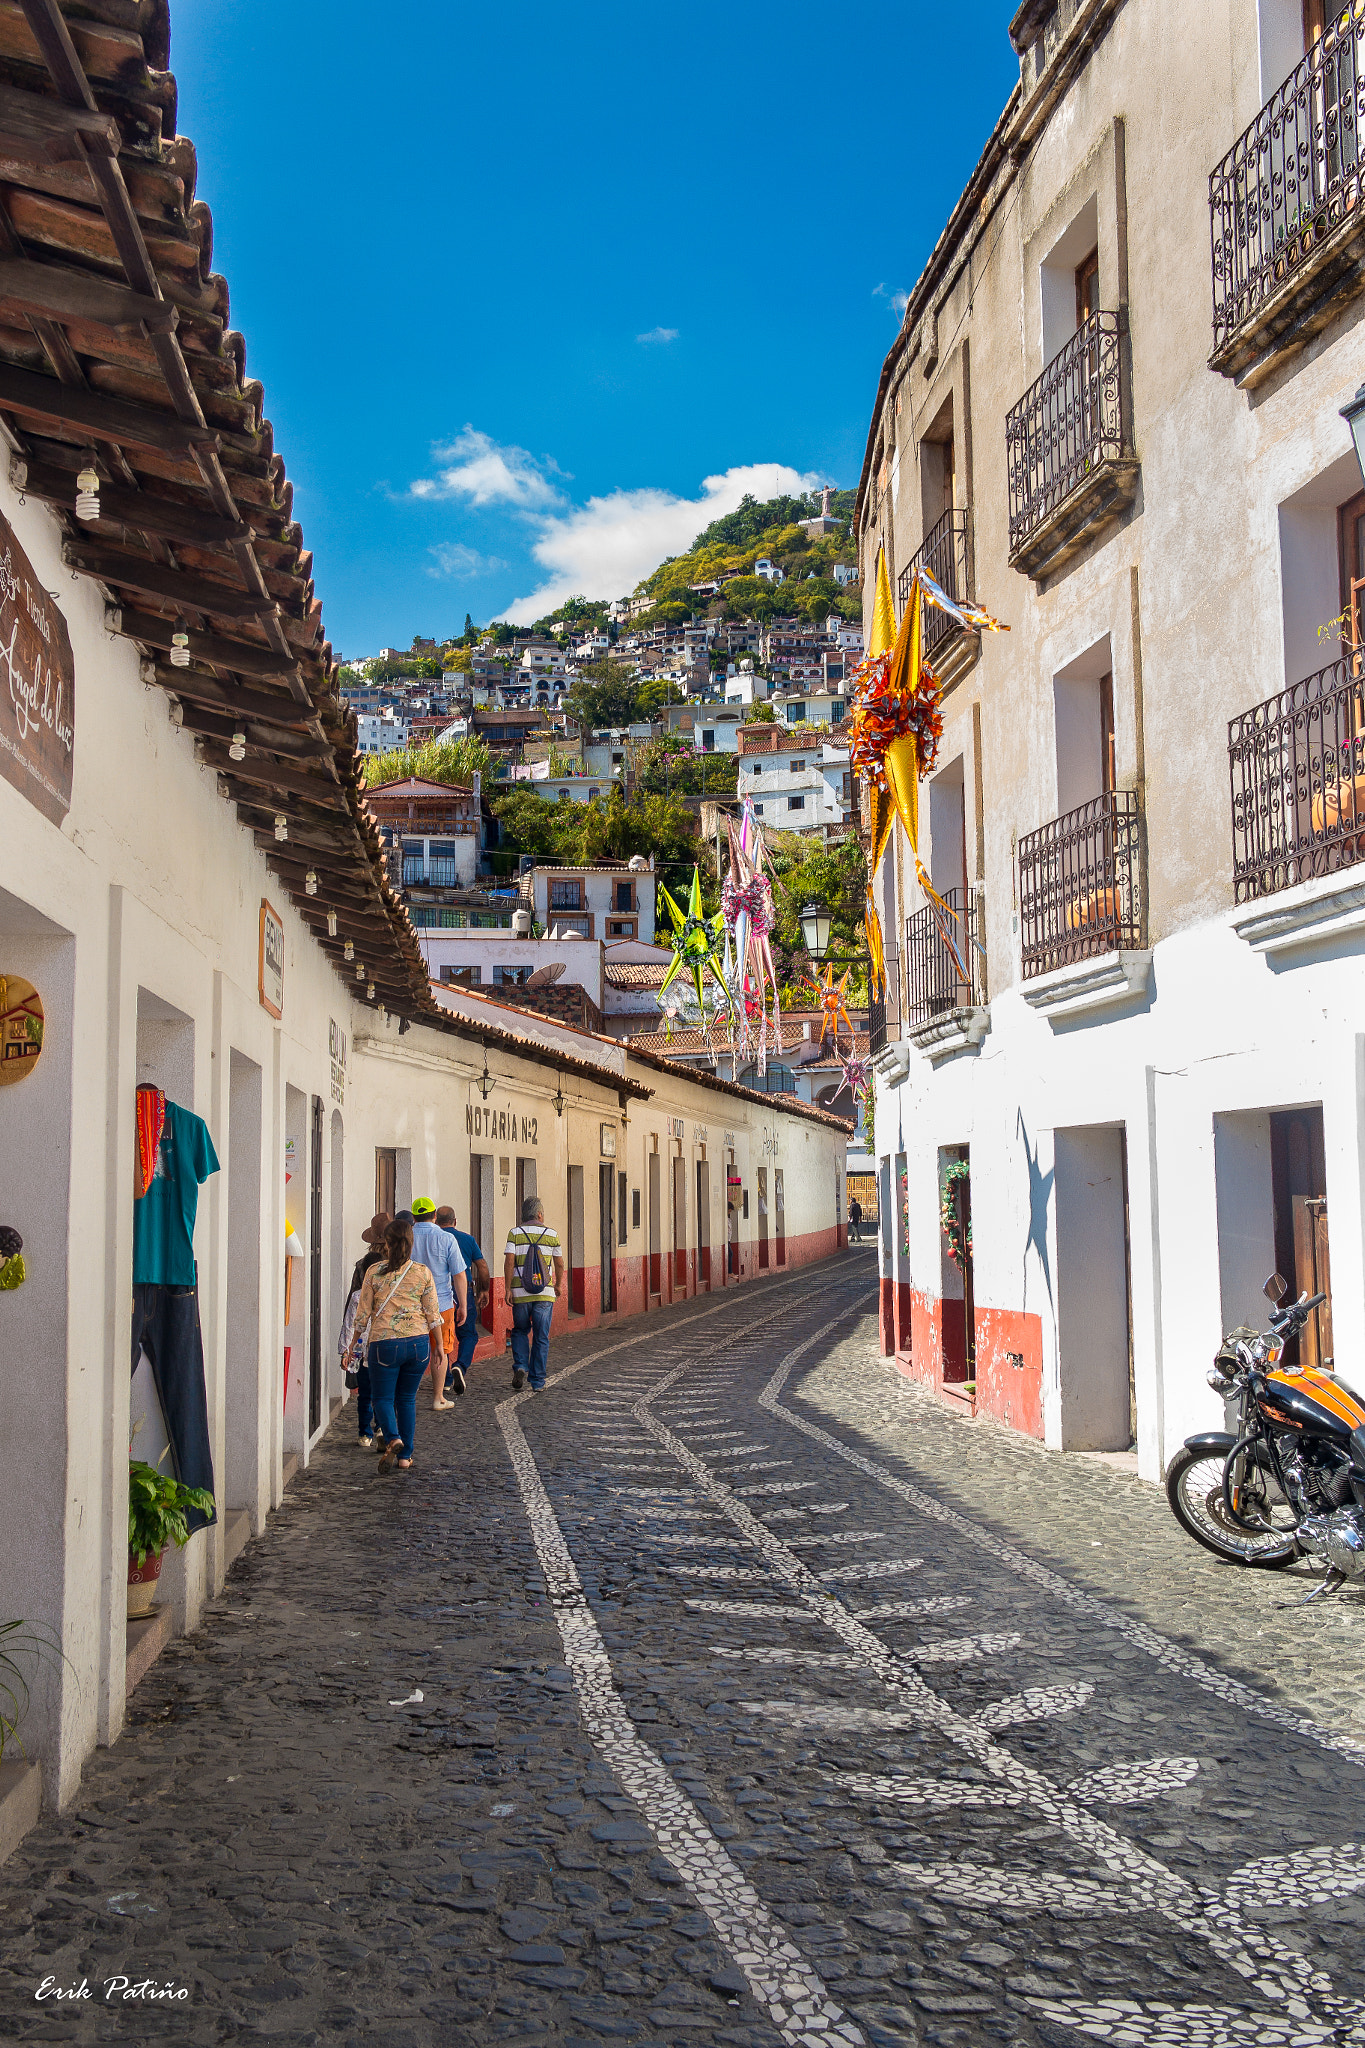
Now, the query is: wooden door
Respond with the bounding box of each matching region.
[757,1167,770,1270]
[1293,1196,1333,1367]
[599,1164,615,1312]
[672,1156,687,1291]
[697,1159,711,1289]
[375,1147,396,1220]
[647,1151,661,1297]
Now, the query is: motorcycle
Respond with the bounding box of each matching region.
[1166,1272,1365,1597]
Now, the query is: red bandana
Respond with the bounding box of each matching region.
[135,1087,166,1200]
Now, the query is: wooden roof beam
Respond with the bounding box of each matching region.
[0,360,217,455]
[202,747,349,806]
[0,82,118,165]
[113,607,301,681]
[148,666,313,726]
[175,704,332,757]
[13,455,247,546]
[65,540,274,620]
[0,255,177,333]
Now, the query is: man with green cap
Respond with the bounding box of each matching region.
[411,1197,467,1409]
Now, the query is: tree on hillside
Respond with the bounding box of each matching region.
[489,785,704,901]
[565,661,642,730]
[634,675,686,720]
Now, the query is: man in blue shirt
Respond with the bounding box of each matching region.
[409,1199,467,1410]
[437,1203,489,1397]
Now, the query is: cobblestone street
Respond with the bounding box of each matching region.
[5,1247,1365,2047]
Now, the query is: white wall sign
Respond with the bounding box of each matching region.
[600,1123,617,1157]
[258,898,285,1019]
[329,1018,347,1106]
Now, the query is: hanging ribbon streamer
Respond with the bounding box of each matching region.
[721,800,781,1075]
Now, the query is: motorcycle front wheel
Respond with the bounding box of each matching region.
[1165,1445,1300,1568]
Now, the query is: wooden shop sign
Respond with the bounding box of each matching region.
[0,509,74,825]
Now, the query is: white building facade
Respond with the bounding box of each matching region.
[858,0,1365,1479]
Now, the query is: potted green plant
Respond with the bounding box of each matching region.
[127,1460,214,1618]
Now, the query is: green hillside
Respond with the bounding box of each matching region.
[633,487,858,629]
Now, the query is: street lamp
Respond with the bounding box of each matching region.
[800,899,832,963]
[1344,382,1365,489]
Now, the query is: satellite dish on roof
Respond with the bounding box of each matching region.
[525,962,568,989]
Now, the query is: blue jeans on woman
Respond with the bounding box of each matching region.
[368,1336,429,1456]
[355,1362,375,1441]
[510,1299,554,1390]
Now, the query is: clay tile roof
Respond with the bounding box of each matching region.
[0,2,443,1020]
[604,962,671,988]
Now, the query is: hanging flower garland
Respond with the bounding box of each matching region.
[721,872,775,936]
[848,650,944,792]
[939,1159,972,1271]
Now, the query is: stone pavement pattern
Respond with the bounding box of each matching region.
[3,1249,1365,2048]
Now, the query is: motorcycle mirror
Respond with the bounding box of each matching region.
[1263,1271,1290,1305]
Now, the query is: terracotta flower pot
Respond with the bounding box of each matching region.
[1311,774,1365,853]
[1064,887,1120,933]
[127,1548,165,1618]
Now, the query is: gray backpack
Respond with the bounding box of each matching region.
[519,1228,552,1295]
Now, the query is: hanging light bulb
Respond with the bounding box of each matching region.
[169,617,191,669]
[305,868,318,896]
[355,961,365,980]
[326,909,338,938]
[378,1004,388,1025]
[273,813,287,841]
[367,983,375,1000]
[344,939,354,961]
[75,449,100,521]
[229,728,246,762]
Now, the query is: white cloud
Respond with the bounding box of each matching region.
[636,326,679,345]
[501,462,821,625]
[410,426,566,510]
[873,282,910,319]
[425,542,504,580]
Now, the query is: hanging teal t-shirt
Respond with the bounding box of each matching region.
[133,1100,219,1286]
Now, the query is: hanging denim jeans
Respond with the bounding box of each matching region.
[130,1282,216,1532]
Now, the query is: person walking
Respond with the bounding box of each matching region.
[849,1196,862,1244]
[338,1211,389,1447]
[342,1215,444,1471]
[503,1195,564,1393]
[410,1197,467,1411]
[436,1204,489,1397]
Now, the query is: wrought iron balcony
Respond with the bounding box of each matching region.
[1210,6,1365,381]
[905,889,986,1023]
[1228,649,1365,901]
[1017,788,1143,980]
[897,509,971,666]
[868,987,888,1054]
[1005,310,1134,580]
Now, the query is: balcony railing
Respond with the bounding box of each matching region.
[904,889,986,1024]
[898,508,971,663]
[1229,649,1365,901]
[1210,7,1365,358]
[1018,788,1143,980]
[1005,311,1126,556]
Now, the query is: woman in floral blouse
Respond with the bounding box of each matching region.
[344,1215,444,1470]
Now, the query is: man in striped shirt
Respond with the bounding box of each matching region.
[503,1195,564,1393]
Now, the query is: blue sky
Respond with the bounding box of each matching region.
[171,3,1018,654]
